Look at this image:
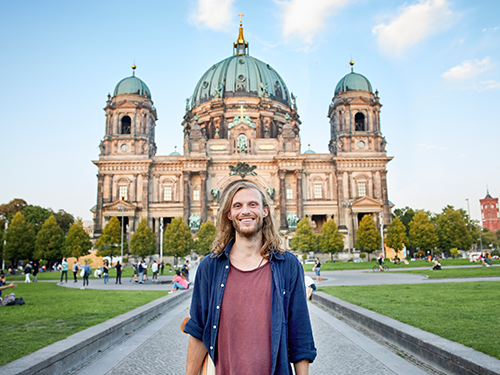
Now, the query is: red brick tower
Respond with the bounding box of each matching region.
[480,189,500,232]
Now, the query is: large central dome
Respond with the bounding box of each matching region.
[191,25,291,109]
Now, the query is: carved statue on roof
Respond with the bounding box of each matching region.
[266,187,275,201]
[189,214,201,232]
[237,134,248,153]
[214,84,224,99]
[287,213,299,230]
[259,81,269,98]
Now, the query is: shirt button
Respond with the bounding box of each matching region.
[283,291,286,294]
[225,265,229,269]
[221,284,224,287]
[210,346,213,350]
[216,305,220,309]
[213,325,217,329]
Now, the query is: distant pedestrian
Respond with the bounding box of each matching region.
[32,261,39,282]
[143,261,149,281]
[377,253,384,271]
[72,262,79,282]
[137,261,144,284]
[313,257,322,283]
[60,258,68,283]
[133,263,138,282]
[115,261,122,284]
[160,261,165,275]
[151,261,159,281]
[81,261,91,290]
[182,260,191,282]
[103,262,109,284]
[24,263,32,283]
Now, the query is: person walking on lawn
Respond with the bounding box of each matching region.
[115,261,123,284]
[60,258,69,283]
[72,262,79,282]
[24,263,32,283]
[185,180,316,375]
[81,261,91,289]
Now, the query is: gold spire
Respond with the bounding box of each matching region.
[234,12,248,55]
[349,60,354,73]
[132,64,137,76]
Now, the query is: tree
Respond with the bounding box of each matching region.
[163,217,193,263]
[481,228,498,250]
[408,210,438,251]
[436,206,472,251]
[385,216,408,253]
[34,216,65,261]
[318,219,344,260]
[64,219,92,259]
[194,220,216,255]
[4,212,35,262]
[290,218,317,254]
[0,198,27,228]
[22,205,52,235]
[95,217,123,263]
[392,206,415,236]
[52,209,75,234]
[130,219,156,260]
[354,215,381,253]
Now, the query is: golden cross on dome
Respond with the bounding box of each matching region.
[239,105,245,118]
[238,12,244,25]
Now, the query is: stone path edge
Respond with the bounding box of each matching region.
[0,289,193,375]
[312,291,500,375]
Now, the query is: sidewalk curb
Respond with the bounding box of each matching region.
[312,292,500,375]
[1,289,193,375]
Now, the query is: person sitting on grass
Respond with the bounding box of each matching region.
[169,270,189,293]
[0,272,18,306]
[431,257,441,270]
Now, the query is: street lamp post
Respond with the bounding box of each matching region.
[160,219,163,264]
[117,204,128,261]
[342,200,353,257]
[2,220,7,270]
[379,211,385,258]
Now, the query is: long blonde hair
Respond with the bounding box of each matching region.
[212,180,283,258]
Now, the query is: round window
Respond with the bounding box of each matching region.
[239,58,245,64]
[238,74,246,82]
[202,81,209,89]
[358,141,366,149]
[121,144,129,152]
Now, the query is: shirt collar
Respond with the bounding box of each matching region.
[216,239,284,261]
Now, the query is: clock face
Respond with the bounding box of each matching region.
[358,141,366,149]
[121,144,129,152]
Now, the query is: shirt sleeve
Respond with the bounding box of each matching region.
[287,255,317,364]
[184,257,211,342]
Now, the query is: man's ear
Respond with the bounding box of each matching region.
[263,206,269,218]
[227,211,232,220]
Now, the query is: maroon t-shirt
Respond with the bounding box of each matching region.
[215,261,272,375]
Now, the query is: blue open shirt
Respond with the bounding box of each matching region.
[184,240,317,374]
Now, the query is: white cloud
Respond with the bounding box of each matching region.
[277,0,352,44]
[479,80,500,91]
[441,57,491,81]
[189,0,235,31]
[372,0,455,56]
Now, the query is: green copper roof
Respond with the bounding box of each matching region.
[192,54,290,108]
[114,75,152,98]
[334,72,372,94]
[304,149,316,154]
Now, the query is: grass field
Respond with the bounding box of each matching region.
[394,267,500,278]
[0,283,169,366]
[4,267,175,281]
[319,282,500,360]
[303,258,500,272]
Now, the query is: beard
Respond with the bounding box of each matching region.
[232,215,265,239]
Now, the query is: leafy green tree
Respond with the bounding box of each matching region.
[392,206,415,236]
[130,219,156,260]
[95,216,124,263]
[5,212,35,262]
[385,216,408,252]
[354,215,381,253]
[290,218,317,254]
[34,216,65,261]
[163,217,193,263]
[0,198,27,228]
[64,219,92,259]
[481,228,498,249]
[23,205,52,234]
[408,210,438,251]
[194,220,216,255]
[52,209,75,234]
[318,219,344,260]
[436,206,472,251]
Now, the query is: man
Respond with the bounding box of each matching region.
[32,260,39,282]
[60,257,69,283]
[115,261,123,284]
[160,261,165,275]
[185,180,316,375]
[24,262,32,283]
[72,262,79,282]
[182,260,190,282]
[137,260,144,284]
[151,260,159,281]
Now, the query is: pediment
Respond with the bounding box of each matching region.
[116,100,138,109]
[352,196,382,208]
[350,96,370,105]
[103,200,137,212]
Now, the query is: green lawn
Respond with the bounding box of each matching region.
[395,267,500,278]
[303,258,500,272]
[319,282,500,359]
[0,283,169,366]
[5,267,175,281]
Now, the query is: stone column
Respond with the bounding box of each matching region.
[348,172,353,199]
[109,175,114,202]
[380,170,391,226]
[183,171,191,223]
[336,171,346,229]
[200,171,208,222]
[278,170,286,229]
[294,170,303,219]
[94,173,105,236]
[141,172,150,226]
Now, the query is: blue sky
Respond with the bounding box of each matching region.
[1,0,499,223]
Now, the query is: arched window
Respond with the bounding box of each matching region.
[355,113,365,131]
[121,115,131,134]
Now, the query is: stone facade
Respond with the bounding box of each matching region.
[91,29,393,251]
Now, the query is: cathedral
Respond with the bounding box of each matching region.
[91,21,393,251]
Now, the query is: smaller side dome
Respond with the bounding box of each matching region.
[169,146,181,156]
[114,75,152,98]
[334,72,372,94]
[304,144,316,154]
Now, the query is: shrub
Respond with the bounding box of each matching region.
[122,257,129,264]
[325,260,333,263]
[492,249,500,257]
[359,253,366,259]
[371,258,377,262]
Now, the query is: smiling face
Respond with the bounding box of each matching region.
[228,188,269,239]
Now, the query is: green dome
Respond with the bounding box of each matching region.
[114,75,152,98]
[334,72,372,94]
[192,54,290,108]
